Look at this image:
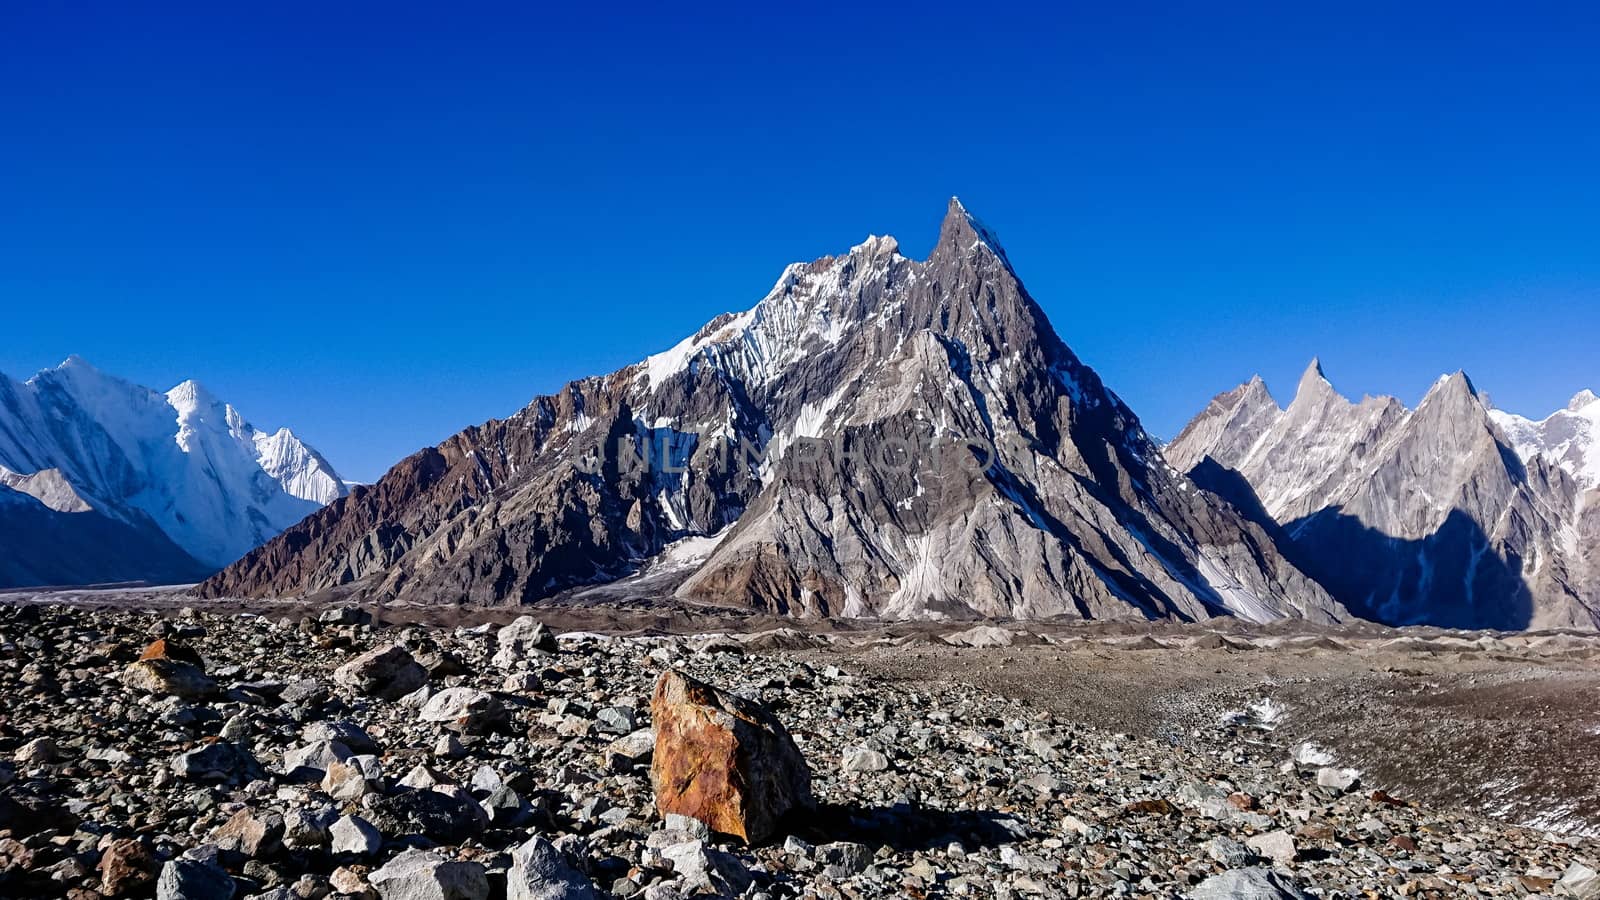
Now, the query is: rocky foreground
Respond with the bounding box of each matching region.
[1,605,1598,899]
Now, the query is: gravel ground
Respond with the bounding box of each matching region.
[3,593,1600,899]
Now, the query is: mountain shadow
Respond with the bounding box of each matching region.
[0,490,213,589]
[1187,456,1534,631]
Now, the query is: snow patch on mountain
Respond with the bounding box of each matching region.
[1489,390,1600,489]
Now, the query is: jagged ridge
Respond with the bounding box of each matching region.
[201,200,1344,625]
[1169,362,1599,630]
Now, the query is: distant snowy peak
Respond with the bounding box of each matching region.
[162,377,345,506]
[1489,389,1600,489]
[0,356,349,578]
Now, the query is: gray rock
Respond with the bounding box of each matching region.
[595,706,637,735]
[330,815,382,856]
[602,729,654,772]
[303,720,379,754]
[172,742,259,782]
[816,842,873,875]
[840,746,890,774]
[1245,830,1297,864]
[1561,863,1600,899]
[157,856,237,900]
[333,645,427,701]
[658,840,752,895]
[282,740,353,777]
[368,848,488,900]
[1189,868,1310,899]
[419,688,505,734]
[506,836,599,900]
[1206,836,1251,867]
[494,617,557,669]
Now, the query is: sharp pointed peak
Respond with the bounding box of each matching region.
[1419,369,1483,407]
[1295,357,1333,391]
[28,354,123,389]
[1569,389,1599,412]
[166,378,222,411]
[1286,356,1349,410]
[935,196,1013,269]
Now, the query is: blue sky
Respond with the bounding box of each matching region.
[3,2,1597,482]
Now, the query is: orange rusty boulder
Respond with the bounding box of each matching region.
[650,670,812,844]
[138,638,205,668]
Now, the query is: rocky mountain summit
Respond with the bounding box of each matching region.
[202,200,1341,626]
[1168,362,1599,630]
[2,602,1598,899]
[0,357,347,587]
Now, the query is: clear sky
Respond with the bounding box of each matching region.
[3,3,1597,482]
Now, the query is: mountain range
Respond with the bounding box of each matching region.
[199,199,1344,624]
[1167,362,1599,630]
[0,357,347,587]
[12,202,1595,632]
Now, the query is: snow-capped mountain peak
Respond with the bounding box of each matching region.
[0,358,348,585]
[203,199,1344,627]
[1489,390,1600,490]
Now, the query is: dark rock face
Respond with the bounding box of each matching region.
[200,200,1342,625]
[1169,363,1600,630]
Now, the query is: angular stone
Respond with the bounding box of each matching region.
[333,644,427,700]
[13,736,58,766]
[603,729,655,772]
[1561,863,1600,900]
[650,670,812,844]
[658,839,752,895]
[1190,868,1310,900]
[840,746,889,774]
[363,788,483,843]
[816,841,873,875]
[140,638,205,667]
[209,808,285,858]
[282,740,353,778]
[419,688,505,734]
[171,741,259,782]
[493,616,557,669]
[1245,830,1297,864]
[506,836,599,900]
[595,706,637,735]
[330,815,383,856]
[156,855,237,900]
[123,658,217,699]
[303,720,380,754]
[99,838,156,896]
[323,758,379,801]
[368,848,488,900]
[1206,836,1251,867]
